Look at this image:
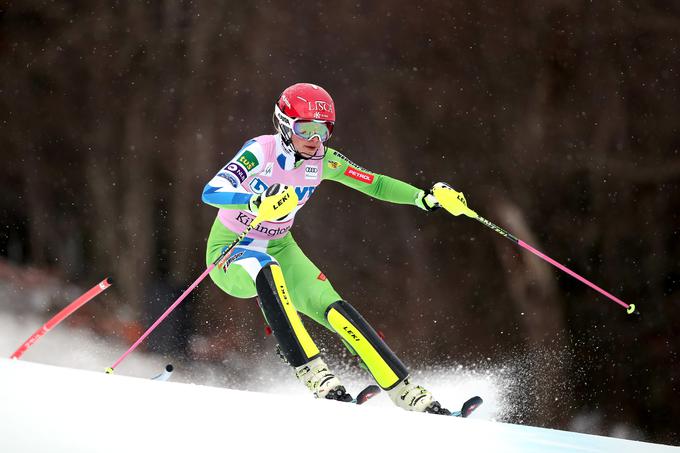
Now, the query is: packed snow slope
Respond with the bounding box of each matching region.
[0,359,674,453]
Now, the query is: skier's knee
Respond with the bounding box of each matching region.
[325,300,408,390]
[256,263,319,367]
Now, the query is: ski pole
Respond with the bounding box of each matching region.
[105,219,260,374]
[11,277,113,359]
[105,184,298,374]
[432,183,638,315]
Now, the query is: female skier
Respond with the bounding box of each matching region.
[202,82,453,415]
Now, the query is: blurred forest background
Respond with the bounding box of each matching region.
[1,0,679,445]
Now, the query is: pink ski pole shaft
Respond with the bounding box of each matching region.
[105,220,258,374]
[105,265,214,373]
[474,215,638,315]
[11,277,113,359]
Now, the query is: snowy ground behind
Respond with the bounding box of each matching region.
[0,311,517,419]
[0,357,675,453]
[1,312,677,451]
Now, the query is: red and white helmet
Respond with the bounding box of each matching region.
[273,83,335,158]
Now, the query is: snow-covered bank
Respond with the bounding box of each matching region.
[0,311,506,420]
[0,311,167,378]
[0,359,674,453]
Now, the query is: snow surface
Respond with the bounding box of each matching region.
[0,312,511,420]
[0,358,675,453]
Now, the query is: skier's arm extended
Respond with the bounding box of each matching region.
[202,140,263,211]
[321,148,436,209]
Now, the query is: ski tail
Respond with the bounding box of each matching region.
[353,384,381,405]
[151,364,174,381]
[451,396,483,418]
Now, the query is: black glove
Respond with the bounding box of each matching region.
[415,186,441,211]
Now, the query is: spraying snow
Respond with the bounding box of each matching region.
[0,358,674,453]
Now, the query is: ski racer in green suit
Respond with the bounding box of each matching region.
[202,82,453,415]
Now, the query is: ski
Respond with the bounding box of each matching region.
[150,364,174,381]
[450,395,483,418]
[347,385,481,417]
[353,384,381,405]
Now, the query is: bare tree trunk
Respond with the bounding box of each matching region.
[117,94,153,316]
[169,2,217,284]
[22,146,49,266]
[492,199,568,426]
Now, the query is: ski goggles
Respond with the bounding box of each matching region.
[292,119,334,142]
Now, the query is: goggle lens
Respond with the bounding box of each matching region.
[292,120,334,142]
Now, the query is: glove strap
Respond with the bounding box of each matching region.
[416,189,440,211]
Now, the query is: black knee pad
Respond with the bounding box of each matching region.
[325,300,408,390]
[256,263,319,367]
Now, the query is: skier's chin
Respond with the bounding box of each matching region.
[298,147,318,159]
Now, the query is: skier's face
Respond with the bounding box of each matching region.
[292,134,322,158]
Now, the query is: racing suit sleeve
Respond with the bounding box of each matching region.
[201,139,264,210]
[321,147,423,206]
